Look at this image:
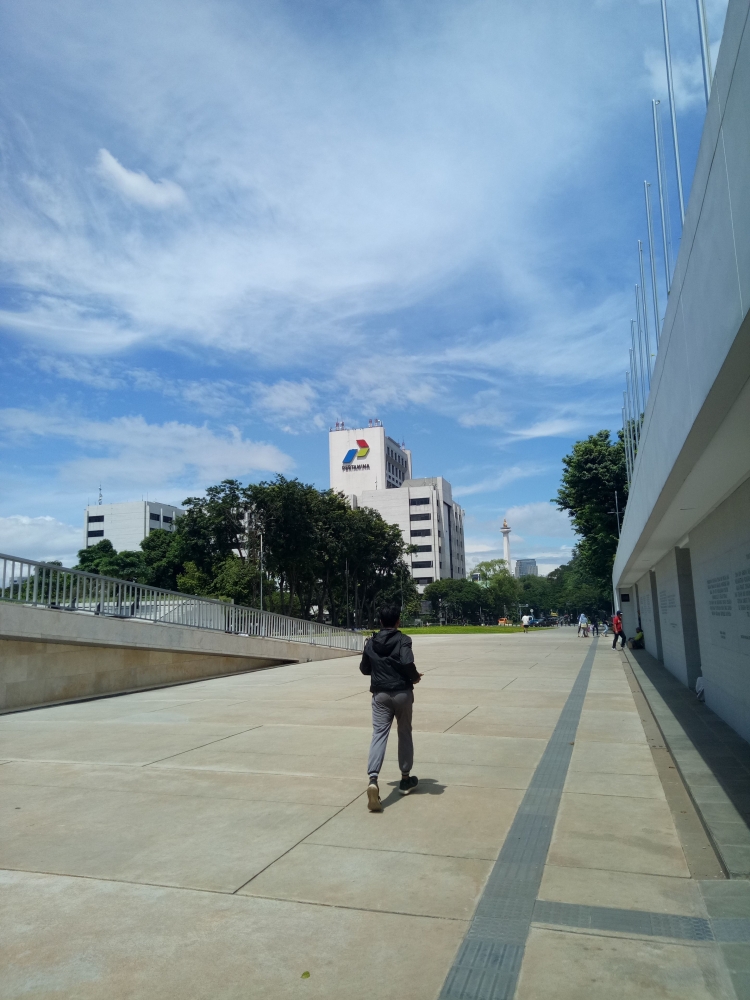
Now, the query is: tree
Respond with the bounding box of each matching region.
[76,539,144,580]
[554,430,627,598]
[423,578,486,622]
[471,559,510,583]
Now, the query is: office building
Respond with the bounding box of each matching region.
[83,501,184,553]
[329,424,465,592]
[613,0,750,744]
[515,558,538,578]
[329,419,411,498]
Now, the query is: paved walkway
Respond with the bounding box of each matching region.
[0,630,743,998]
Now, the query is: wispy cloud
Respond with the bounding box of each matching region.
[0,515,81,564]
[95,149,187,209]
[0,408,292,498]
[453,464,551,498]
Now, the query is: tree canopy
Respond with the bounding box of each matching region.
[553,429,627,599]
[76,476,417,628]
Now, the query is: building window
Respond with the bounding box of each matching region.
[410,513,430,522]
[88,515,104,523]
[412,560,433,568]
[414,576,433,584]
[162,515,173,524]
[87,530,104,538]
[409,497,429,506]
[411,529,430,537]
[414,545,432,552]
[149,513,161,521]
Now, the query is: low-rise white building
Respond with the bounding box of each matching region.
[83,501,184,553]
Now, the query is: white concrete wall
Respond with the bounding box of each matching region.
[691,475,750,741]
[634,573,659,661]
[613,0,750,588]
[654,549,690,687]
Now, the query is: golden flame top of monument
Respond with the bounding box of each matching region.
[502,518,509,529]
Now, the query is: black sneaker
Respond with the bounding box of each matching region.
[399,775,419,795]
[367,780,382,812]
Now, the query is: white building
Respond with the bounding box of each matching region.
[612,0,750,745]
[515,558,538,578]
[329,420,412,499]
[329,424,465,592]
[83,501,184,553]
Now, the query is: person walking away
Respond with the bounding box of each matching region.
[577,612,588,636]
[360,605,422,813]
[521,613,531,634]
[612,611,627,649]
[592,619,600,636]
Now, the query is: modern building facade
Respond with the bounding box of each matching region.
[329,424,465,592]
[515,558,538,578]
[357,477,465,590]
[83,501,184,553]
[613,0,750,743]
[328,420,412,499]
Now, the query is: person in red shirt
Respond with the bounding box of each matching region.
[612,611,627,649]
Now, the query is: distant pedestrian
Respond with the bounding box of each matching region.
[577,613,588,636]
[611,611,627,649]
[360,605,422,812]
[592,620,600,636]
[522,613,531,634]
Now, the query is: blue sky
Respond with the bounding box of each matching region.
[0,0,728,570]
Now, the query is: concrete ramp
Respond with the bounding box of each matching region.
[0,603,357,713]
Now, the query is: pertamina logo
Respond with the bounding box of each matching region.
[343,439,370,464]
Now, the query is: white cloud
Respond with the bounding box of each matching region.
[502,502,574,539]
[0,0,679,371]
[37,355,123,390]
[95,149,187,209]
[0,515,82,565]
[0,408,293,496]
[453,464,551,498]
[252,380,318,431]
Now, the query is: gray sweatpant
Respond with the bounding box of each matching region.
[367,690,414,779]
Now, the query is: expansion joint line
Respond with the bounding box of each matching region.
[438,640,598,1000]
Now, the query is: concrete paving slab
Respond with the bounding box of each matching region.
[153,746,372,778]
[240,842,492,919]
[0,629,738,998]
[307,782,524,860]
[576,709,648,744]
[549,791,690,877]
[539,864,707,915]
[516,927,734,1000]
[570,739,659,776]
[564,770,667,799]
[0,781,342,892]
[0,869,465,1000]
[0,759,364,806]
[0,720,255,765]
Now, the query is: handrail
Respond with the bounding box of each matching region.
[0,552,363,652]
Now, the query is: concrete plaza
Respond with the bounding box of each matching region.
[0,630,744,998]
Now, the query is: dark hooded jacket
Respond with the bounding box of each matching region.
[360,628,420,694]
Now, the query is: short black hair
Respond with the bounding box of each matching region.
[379,605,401,628]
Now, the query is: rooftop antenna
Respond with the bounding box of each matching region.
[98,484,103,506]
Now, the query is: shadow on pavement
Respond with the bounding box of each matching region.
[380,777,446,808]
[630,648,750,874]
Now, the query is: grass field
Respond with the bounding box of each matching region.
[398,625,547,635]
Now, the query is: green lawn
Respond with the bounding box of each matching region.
[399,625,550,635]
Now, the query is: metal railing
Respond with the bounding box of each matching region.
[0,553,363,652]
